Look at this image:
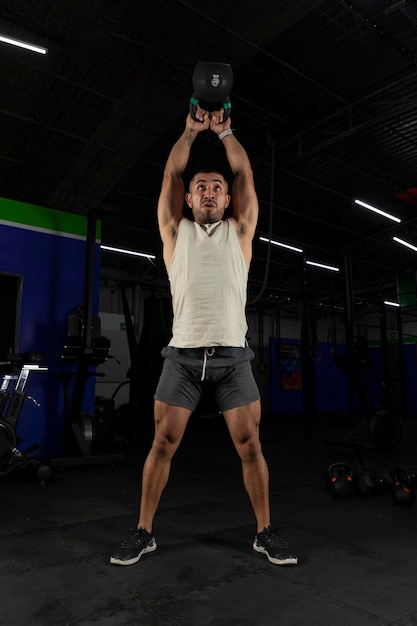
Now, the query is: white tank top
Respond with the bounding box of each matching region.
[168,217,248,348]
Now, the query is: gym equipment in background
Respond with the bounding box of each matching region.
[391,467,416,506]
[354,467,395,497]
[0,352,51,484]
[50,209,123,468]
[326,336,402,451]
[323,258,404,452]
[324,462,354,497]
[56,310,112,457]
[189,62,233,122]
[111,285,172,446]
[323,461,417,506]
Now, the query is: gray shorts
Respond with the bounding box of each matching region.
[154,345,260,412]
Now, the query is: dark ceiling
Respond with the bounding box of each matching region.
[1,0,417,312]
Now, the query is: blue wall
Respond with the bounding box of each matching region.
[0,198,100,458]
[269,338,348,415]
[269,337,417,416]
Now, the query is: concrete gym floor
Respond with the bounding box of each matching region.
[2,413,417,626]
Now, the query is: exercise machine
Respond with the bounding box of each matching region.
[326,336,402,450]
[324,257,403,451]
[0,352,52,483]
[50,208,123,468]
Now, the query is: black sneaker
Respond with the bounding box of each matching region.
[110,528,157,566]
[253,526,298,565]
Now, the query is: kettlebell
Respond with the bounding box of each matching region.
[391,467,416,506]
[355,469,375,497]
[325,462,354,497]
[189,62,233,122]
[355,468,394,497]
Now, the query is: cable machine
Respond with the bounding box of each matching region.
[51,209,124,468]
[325,256,403,451]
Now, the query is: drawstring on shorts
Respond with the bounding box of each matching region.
[201,347,215,381]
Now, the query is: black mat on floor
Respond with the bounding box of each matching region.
[2,414,417,626]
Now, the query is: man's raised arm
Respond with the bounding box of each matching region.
[157,111,209,270]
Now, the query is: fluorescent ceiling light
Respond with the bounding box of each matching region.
[393,236,417,252]
[259,236,303,253]
[354,199,401,223]
[259,237,340,271]
[101,244,156,260]
[306,260,340,272]
[384,300,400,307]
[0,34,48,54]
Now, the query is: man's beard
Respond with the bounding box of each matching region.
[202,215,218,224]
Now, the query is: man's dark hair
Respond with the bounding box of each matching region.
[186,164,230,189]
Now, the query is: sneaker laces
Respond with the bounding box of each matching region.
[261,526,289,549]
[121,528,148,547]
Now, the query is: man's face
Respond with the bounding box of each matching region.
[186,172,230,224]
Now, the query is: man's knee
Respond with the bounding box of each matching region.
[235,432,263,461]
[150,432,179,461]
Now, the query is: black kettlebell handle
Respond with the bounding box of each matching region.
[189,94,232,123]
[328,462,353,478]
[394,467,412,487]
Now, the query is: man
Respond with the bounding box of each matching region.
[110,106,298,567]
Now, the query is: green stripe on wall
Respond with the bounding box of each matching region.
[0,197,101,239]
